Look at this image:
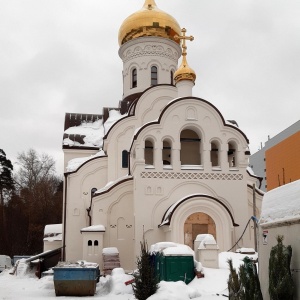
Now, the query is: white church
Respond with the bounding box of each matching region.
[61,0,263,271]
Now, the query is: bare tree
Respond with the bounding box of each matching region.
[13,149,62,254]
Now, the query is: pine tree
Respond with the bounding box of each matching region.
[269,235,294,300]
[0,149,14,205]
[228,259,242,300]
[228,257,263,300]
[239,257,263,300]
[132,239,159,300]
[0,149,14,254]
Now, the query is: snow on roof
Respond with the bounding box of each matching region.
[104,110,127,135]
[150,242,194,256]
[246,166,255,175]
[195,234,215,243]
[160,193,211,226]
[63,110,126,148]
[55,261,99,268]
[81,225,105,232]
[149,242,178,253]
[102,247,119,254]
[43,233,62,242]
[63,119,104,147]
[162,245,194,256]
[44,224,62,235]
[260,180,300,225]
[66,150,105,172]
[94,175,132,195]
[44,224,62,241]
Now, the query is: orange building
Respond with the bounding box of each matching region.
[266,131,300,190]
[250,120,300,191]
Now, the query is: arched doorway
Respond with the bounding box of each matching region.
[184,212,216,249]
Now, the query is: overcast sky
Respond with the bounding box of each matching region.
[1,0,299,175]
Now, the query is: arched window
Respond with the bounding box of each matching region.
[228,141,237,167]
[94,240,98,246]
[151,66,158,86]
[162,140,171,165]
[122,150,128,168]
[170,70,174,85]
[88,240,92,255]
[145,139,154,166]
[132,68,137,88]
[210,141,219,167]
[180,129,201,165]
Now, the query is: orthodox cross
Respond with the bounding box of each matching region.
[175,28,194,55]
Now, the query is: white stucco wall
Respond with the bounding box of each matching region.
[258,221,300,300]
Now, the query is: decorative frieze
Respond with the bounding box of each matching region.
[123,44,179,63]
[140,171,243,181]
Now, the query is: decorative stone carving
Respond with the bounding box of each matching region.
[141,171,243,181]
[123,44,179,63]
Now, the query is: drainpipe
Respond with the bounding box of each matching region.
[128,151,131,176]
[252,183,258,252]
[62,173,68,261]
[87,188,97,226]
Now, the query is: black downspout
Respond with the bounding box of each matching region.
[62,173,68,261]
[87,188,97,226]
[128,151,131,176]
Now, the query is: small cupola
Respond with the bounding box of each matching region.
[174,28,196,96]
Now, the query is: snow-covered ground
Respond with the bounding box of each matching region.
[0,251,257,300]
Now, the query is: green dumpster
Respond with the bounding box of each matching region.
[155,253,194,284]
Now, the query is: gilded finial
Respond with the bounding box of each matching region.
[143,0,157,9]
[174,28,196,84]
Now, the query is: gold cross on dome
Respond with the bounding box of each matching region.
[175,28,194,54]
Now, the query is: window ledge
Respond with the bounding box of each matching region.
[181,165,204,170]
[163,165,173,170]
[212,166,221,171]
[145,165,155,169]
[229,168,239,171]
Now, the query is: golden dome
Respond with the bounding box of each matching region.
[118,0,181,46]
[174,54,196,84]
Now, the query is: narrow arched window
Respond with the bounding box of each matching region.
[145,139,154,166]
[93,240,98,255]
[88,240,92,255]
[210,141,219,167]
[151,66,158,86]
[170,70,174,85]
[132,68,137,88]
[228,141,237,168]
[162,140,171,165]
[122,150,128,168]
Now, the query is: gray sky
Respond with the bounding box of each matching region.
[1,0,299,175]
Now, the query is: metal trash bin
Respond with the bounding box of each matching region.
[53,262,99,296]
[155,253,194,284]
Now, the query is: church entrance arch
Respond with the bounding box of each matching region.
[168,195,234,252]
[184,212,216,249]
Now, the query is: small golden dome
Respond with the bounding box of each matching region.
[174,28,196,84]
[118,0,181,46]
[174,54,196,84]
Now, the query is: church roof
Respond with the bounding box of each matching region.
[63,113,103,149]
[63,109,125,150]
